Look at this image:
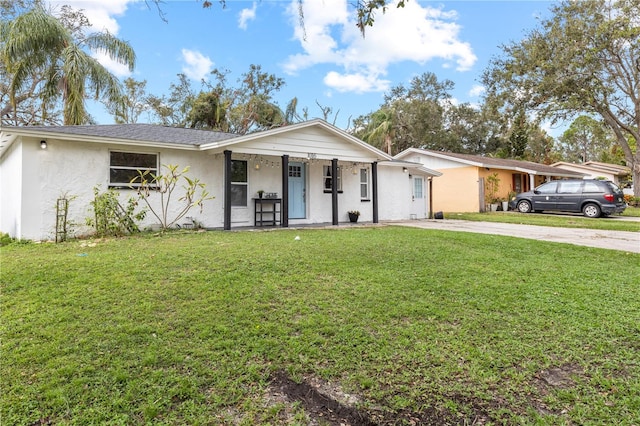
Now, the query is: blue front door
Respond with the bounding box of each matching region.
[288,162,306,218]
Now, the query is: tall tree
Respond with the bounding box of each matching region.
[353,72,457,154]
[359,107,396,154]
[2,5,135,125]
[558,116,614,164]
[107,77,149,124]
[483,0,640,196]
[147,73,196,127]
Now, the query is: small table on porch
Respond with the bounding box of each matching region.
[254,198,281,227]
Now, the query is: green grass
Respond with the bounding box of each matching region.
[622,205,640,217]
[445,210,640,232]
[2,228,640,425]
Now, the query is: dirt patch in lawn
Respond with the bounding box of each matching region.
[268,371,376,425]
[266,371,477,425]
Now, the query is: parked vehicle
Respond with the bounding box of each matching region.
[509,179,626,218]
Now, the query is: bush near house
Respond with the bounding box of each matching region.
[624,194,640,207]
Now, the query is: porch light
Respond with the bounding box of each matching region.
[40,140,47,149]
[402,167,408,173]
[255,163,260,170]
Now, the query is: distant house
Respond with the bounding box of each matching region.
[394,148,584,213]
[550,161,631,186]
[0,120,441,241]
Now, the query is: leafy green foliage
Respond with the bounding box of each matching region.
[1,4,135,125]
[131,164,214,230]
[86,186,146,237]
[483,0,640,195]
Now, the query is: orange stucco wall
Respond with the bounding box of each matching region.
[433,167,521,212]
[479,169,516,200]
[431,166,481,212]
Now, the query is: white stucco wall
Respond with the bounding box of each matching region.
[378,166,418,220]
[2,133,422,240]
[0,140,23,238]
[3,136,231,240]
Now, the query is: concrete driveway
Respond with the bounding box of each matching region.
[392,219,640,253]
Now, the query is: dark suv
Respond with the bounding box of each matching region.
[510,179,626,218]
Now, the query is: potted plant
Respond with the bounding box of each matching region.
[484,173,500,212]
[256,190,264,199]
[348,210,360,223]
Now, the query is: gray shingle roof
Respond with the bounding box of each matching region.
[3,123,238,146]
[422,150,585,176]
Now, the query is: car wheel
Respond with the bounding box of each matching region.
[583,203,601,218]
[516,200,532,213]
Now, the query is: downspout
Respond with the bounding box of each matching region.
[281,154,289,228]
[372,161,378,223]
[223,150,232,230]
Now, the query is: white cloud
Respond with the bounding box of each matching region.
[324,71,391,94]
[469,85,486,97]
[238,2,258,30]
[284,0,477,94]
[47,0,131,34]
[181,49,214,81]
[92,51,132,77]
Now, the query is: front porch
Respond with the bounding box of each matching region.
[220,150,381,230]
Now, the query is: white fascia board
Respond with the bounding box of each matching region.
[378,159,442,177]
[398,148,483,167]
[200,119,393,161]
[3,128,199,151]
[0,131,19,159]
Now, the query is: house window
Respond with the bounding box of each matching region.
[231,160,248,207]
[109,151,158,188]
[323,165,342,191]
[360,168,369,200]
[413,176,424,199]
[289,165,302,178]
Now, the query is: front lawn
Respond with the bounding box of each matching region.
[2,227,639,425]
[445,211,640,232]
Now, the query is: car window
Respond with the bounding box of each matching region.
[557,181,582,194]
[536,181,558,194]
[606,181,621,191]
[583,181,602,193]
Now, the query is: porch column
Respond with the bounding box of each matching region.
[428,176,433,219]
[372,161,379,223]
[529,174,536,190]
[223,150,232,230]
[281,155,289,228]
[332,158,339,225]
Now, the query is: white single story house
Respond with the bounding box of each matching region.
[394,148,584,213]
[550,161,631,186]
[0,119,441,241]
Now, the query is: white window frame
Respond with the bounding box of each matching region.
[231,160,248,207]
[323,165,342,192]
[413,176,424,199]
[360,168,370,200]
[109,151,158,188]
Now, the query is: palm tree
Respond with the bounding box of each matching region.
[361,108,396,155]
[2,5,135,125]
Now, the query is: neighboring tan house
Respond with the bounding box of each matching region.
[0,120,441,241]
[550,161,631,186]
[394,148,584,213]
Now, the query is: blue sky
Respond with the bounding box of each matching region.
[47,0,555,131]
